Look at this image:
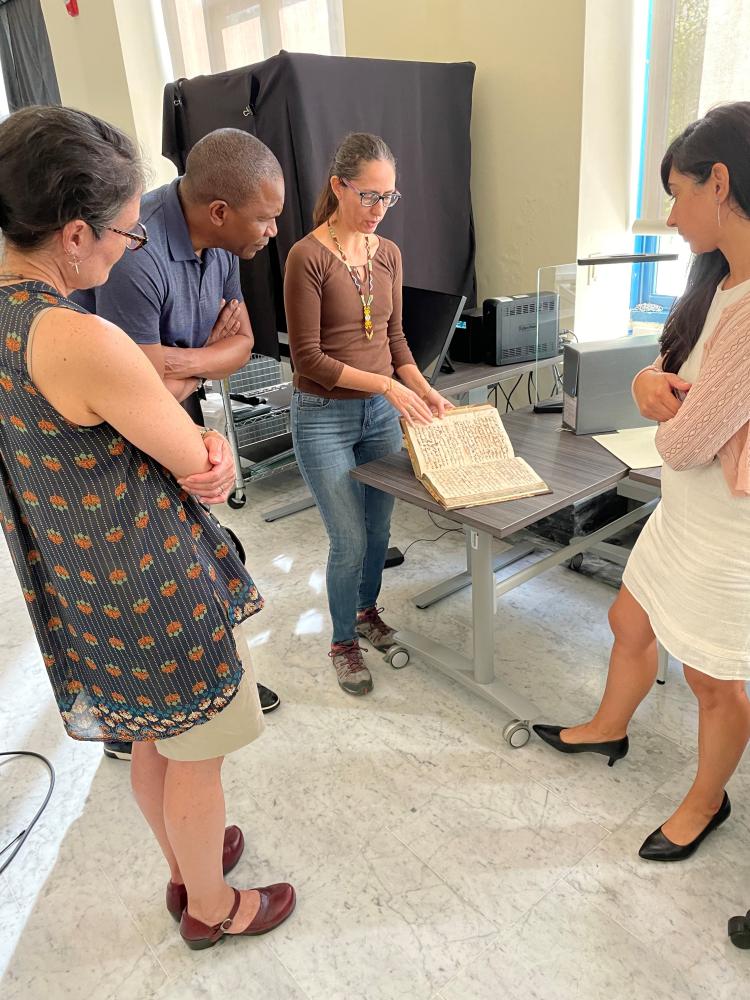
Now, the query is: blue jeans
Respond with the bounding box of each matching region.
[291,391,403,644]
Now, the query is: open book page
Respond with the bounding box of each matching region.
[404,405,515,477]
[424,457,550,508]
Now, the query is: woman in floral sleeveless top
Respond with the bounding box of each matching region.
[0,107,294,947]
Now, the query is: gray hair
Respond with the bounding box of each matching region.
[312,133,396,227]
[181,128,283,207]
[0,105,145,250]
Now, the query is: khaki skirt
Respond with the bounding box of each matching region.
[156,621,265,761]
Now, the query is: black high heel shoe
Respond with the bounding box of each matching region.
[638,791,731,862]
[532,724,629,767]
[728,910,750,949]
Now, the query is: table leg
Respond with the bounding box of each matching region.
[413,534,536,609]
[656,643,669,685]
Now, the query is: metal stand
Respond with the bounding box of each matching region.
[389,498,660,745]
[263,493,315,522]
[656,643,669,685]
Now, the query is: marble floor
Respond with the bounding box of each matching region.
[1,467,749,1000]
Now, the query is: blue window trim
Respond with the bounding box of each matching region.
[631,0,677,312]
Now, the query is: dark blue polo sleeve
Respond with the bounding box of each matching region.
[222,254,243,304]
[87,248,167,346]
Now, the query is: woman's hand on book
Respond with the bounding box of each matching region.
[633,368,691,422]
[385,380,434,424]
[422,387,454,419]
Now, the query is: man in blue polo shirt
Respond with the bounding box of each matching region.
[76,128,285,760]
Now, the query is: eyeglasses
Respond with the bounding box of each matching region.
[108,221,149,251]
[341,179,401,209]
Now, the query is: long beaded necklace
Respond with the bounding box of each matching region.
[327,221,374,340]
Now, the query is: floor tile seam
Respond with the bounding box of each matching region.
[558,869,729,984]
[92,859,171,982]
[262,936,326,999]
[385,825,508,935]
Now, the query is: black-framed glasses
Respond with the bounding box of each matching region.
[108,221,148,251]
[342,179,401,209]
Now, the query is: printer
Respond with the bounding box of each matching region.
[562,334,660,434]
[483,292,560,365]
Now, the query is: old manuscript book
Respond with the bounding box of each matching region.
[402,404,550,510]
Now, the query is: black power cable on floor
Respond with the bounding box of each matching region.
[0,751,55,875]
[401,510,463,559]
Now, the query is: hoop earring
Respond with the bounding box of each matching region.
[67,253,81,275]
[717,201,722,228]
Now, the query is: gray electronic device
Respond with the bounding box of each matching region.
[562,334,660,434]
[483,292,559,365]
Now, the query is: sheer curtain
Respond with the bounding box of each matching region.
[160,0,344,79]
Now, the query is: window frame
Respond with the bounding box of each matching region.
[160,0,343,78]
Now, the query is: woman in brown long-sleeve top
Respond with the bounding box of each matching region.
[284,133,453,696]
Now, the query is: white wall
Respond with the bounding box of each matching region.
[574,0,650,341]
[343,0,586,301]
[41,0,176,187]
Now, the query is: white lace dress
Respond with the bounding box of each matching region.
[623,277,750,680]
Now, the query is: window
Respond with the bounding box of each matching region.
[635,0,750,234]
[632,0,750,309]
[161,0,344,78]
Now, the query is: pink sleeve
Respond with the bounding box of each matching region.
[655,325,750,471]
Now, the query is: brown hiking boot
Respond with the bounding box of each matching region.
[355,606,397,651]
[328,641,373,696]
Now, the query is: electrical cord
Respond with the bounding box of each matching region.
[401,510,463,558]
[495,374,523,412]
[0,751,55,875]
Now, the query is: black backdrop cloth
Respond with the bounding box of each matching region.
[163,50,476,359]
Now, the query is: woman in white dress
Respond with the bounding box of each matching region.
[535,102,750,864]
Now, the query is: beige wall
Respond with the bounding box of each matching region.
[41,0,176,187]
[343,0,586,300]
[41,0,135,136]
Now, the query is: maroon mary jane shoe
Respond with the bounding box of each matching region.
[179,884,296,950]
[165,824,245,921]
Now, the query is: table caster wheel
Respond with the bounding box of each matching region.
[567,553,584,572]
[227,492,246,510]
[385,646,410,669]
[728,912,750,949]
[502,720,531,748]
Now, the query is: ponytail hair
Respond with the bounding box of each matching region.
[312,132,396,228]
[659,102,750,373]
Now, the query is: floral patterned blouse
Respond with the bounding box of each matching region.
[0,281,263,743]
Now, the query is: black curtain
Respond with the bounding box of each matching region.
[0,0,60,112]
[163,51,476,360]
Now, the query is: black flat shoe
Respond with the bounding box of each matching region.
[728,910,750,949]
[638,791,731,862]
[257,683,280,714]
[532,724,629,767]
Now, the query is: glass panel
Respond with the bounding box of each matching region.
[222,6,265,69]
[174,0,212,77]
[280,0,333,54]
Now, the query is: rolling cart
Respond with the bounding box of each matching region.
[218,354,297,509]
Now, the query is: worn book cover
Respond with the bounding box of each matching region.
[401,404,550,509]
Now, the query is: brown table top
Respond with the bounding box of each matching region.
[351,410,630,540]
[628,466,662,488]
